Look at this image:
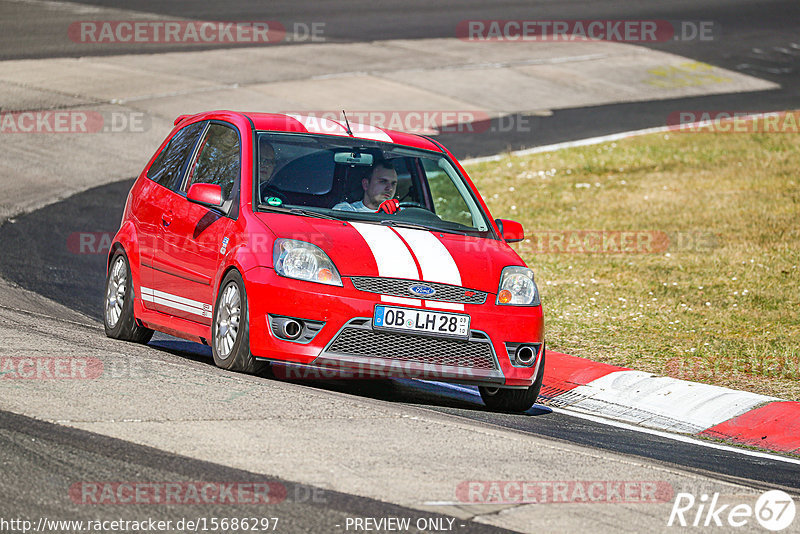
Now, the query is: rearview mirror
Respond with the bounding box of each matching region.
[187,183,223,208]
[334,150,373,166]
[495,219,524,243]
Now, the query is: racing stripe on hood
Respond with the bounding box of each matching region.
[350,223,466,310]
[393,228,461,286]
[393,228,465,312]
[350,222,419,280]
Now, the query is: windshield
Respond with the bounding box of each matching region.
[254,132,494,237]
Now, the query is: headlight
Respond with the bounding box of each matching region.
[273,239,342,286]
[497,266,540,306]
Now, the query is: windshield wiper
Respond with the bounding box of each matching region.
[289,208,341,220]
[257,204,341,221]
[379,219,435,231]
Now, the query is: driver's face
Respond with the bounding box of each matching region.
[259,143,276,179]
[362,166,398,209]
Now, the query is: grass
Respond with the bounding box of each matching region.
[464,121,800,400]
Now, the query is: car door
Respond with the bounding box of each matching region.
[133,120,205,311]
[150,122,240,325]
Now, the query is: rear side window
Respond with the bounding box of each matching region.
[184,123,241,202]
[147,121,205,190]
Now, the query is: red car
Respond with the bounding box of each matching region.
[104,111,545,412]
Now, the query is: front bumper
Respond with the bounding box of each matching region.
[244,267,544,387]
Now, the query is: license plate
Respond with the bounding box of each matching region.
[373,305,470,339]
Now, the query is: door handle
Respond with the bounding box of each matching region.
[161,213,172,227]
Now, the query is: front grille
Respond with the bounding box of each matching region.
[324,326,497,370]
[350,277,487,304]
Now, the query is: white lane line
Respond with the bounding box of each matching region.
[424,381,800,466]
[462,126,671,165]
[462,112,788,165]
[546,405,800,467]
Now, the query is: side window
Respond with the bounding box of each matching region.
[146,122,205,190]
[184,123,240,202]
[422,158,475,228]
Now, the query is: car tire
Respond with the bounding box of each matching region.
[479,346,546,413]
[103,251,154,344]
[212,270,267,374]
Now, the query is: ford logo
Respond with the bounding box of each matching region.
[408,284,436,297]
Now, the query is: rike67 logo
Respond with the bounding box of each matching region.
[668,490,796,531]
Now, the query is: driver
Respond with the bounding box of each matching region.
[333,159,401,214]
[259,140,276,180]
[258,140,277,204]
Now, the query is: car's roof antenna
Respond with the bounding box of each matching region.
[341,110,354,137]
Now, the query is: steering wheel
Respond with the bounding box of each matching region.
[399,201,424,209]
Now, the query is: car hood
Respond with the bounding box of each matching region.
[255,213,525,294]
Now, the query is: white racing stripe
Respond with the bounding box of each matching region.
[141,287,212,319]
[352,224,468,311]
[350,222,419,279]
[424,301,464,312]
[394,228,465,311]
[381,295,422,307]
[394,228,461,285]
[381,295,422,306]
[348,122,394,143]
[288,114,393,142]
[287,114,348,136]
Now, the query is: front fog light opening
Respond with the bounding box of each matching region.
[269,315,325,344]
[516,345,535,365]
[505,342,541,368]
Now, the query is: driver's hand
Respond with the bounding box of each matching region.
[377,198,400,214]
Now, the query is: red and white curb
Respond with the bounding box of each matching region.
[543,352,800,455]
[463,124,800,457]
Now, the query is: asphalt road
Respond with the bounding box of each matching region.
[0,180,797,500]
[0,409,513,534]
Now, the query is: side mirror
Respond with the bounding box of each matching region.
[495,219,524,243]
[187,183,223,208]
